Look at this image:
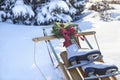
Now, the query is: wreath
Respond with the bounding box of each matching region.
[52,22,77,38]
[52,22,84,47]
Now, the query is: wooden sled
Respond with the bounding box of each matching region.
[33,31,118,80]
[60,51,117,80]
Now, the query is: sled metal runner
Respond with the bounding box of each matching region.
[84,71,120,80]
[67,55,103,70]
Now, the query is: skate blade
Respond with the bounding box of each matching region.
[84,71,120,80]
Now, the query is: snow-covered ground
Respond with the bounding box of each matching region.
[0,4,120,80]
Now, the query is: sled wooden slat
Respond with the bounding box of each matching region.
[110,76,117,80]
[33,35,56,42]
[32,31,96,42]
[60,51,83,80]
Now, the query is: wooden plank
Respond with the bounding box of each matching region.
[110,76,117,80]
[33,35,56,42]
[58,62,70,80]
[32,31,96,42]
[60,51,83,80]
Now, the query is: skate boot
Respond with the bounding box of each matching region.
[66,43,102,65]
[83,62,118,76]
[77,50,102,61]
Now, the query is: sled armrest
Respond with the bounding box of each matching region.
[32,31,96,42]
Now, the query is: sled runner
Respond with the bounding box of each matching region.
[32,23,119,80]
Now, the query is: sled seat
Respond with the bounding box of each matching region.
[60,51,85,80]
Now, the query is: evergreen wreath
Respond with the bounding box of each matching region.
[52,22,77,38]
[52,22,83,47]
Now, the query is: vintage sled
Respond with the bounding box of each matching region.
[32,25,119,80]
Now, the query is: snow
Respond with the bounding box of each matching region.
[12,0,35,18]
[49,1,69,13]
[0,23,63,80]
[74,0,86,7]
[0,11,6,21]
[41,5,48,16]
[0,3,120,80]
[69,7,77,15]
[55,14,72,22]
[35,0,71,24]
[36,13,45,24]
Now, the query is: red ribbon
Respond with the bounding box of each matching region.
[61,26,84,47]
[61,29,70,47]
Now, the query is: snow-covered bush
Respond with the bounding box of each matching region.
[0,11,6,22]
[35,12,45,25]
[49,0,69,13]
[87,1,114,21]
[35,0,87,25]
[88,1,111,12]
[12,0,35,25]
[68,0,87,21]
[111,0,120,4]
[0,0,14,22]
[0,0,87,25]
[35,1,71,25]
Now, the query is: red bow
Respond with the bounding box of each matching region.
[61,26,84,47]
[61,29,70,47]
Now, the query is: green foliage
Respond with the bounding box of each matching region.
[52,22,76,38]
[0,0,87,25]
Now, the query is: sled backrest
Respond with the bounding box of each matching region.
[32,31,96,42]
